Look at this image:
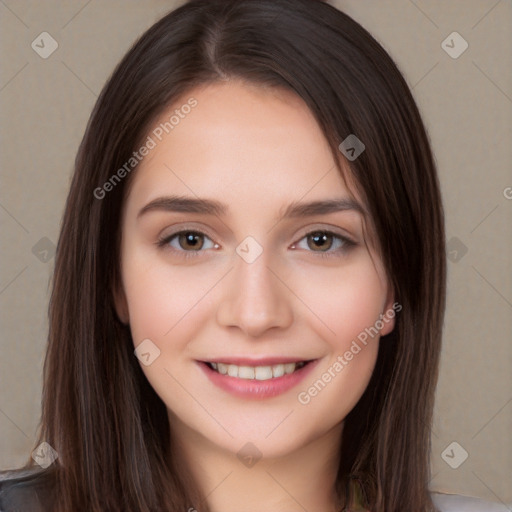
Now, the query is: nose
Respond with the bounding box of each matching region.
[216,249,294,338]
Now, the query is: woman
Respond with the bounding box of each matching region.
[0,1,507,510]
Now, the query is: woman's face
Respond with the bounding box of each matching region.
[115,80,395,459]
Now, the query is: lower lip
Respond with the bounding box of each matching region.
[198,360,319,399]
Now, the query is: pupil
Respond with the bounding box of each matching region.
[180,232,203,250]
[309,232,332,251]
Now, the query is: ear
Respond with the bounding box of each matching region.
[112,281,130,325]
[379,284,398,336]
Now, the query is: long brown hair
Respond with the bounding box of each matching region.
[2,1,446,510]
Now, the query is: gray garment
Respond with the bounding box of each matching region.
[1,469,510,511]
[431,492,511,512]
[0,469,52,512]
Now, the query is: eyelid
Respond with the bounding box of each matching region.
[292,223,357,246]
[157,222,219,244]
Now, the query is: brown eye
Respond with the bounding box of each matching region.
[178,231,205,251]
[292,229,355,259]
[307,231,334,252]
[157,230,216,254]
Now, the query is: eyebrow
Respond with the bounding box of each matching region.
[137,195,366,221]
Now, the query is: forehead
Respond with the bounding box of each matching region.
[124,80,363,215]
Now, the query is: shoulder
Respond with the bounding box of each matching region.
[431,491,511,512]
[0,468,55,512]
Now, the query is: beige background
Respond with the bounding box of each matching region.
[1,0,511,505]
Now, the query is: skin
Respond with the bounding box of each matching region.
[114,80,395,512]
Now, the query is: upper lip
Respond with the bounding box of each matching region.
[200,357,315,366]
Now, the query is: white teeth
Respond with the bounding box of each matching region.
[255,366,273,380]
[283,363,296,375]
[272,364,285,378]
[238,366,255,379]
[208,361,307,380]
[227,364,238,377]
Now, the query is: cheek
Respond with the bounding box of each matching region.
[120,253,219,407]
[291,258,385,415]
[292,256,386,350]
[121,248,224,354]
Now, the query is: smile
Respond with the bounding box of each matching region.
[198,359,318,399]
[206,361,308,380]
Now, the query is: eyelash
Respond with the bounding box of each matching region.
[156,228,356,260]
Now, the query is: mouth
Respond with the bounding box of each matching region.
[197,358,319,399]
[204,360,311,381]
